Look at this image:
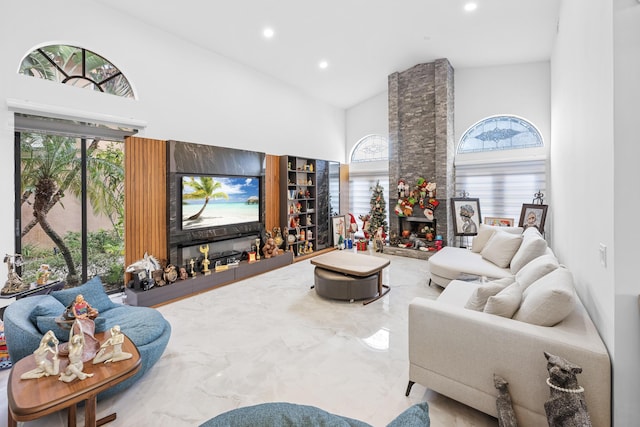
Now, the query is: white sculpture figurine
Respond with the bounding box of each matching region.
[21,330,60,379]
[93,325,132,364]
[59,321,94,383]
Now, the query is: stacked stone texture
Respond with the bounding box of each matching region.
[388,59,455,246]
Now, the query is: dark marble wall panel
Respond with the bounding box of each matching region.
[167,140,266,265]
[315,160,330,249]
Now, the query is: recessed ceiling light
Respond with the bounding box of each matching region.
[319,60,329,69]
[263,28,275,39]
[464,2,477,12]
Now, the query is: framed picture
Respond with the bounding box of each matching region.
[518,204,548,233]
[485,217,514,227]
[451,198,481,236]
[331,215,346,247]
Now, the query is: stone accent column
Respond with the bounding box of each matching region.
[388,59,455,246]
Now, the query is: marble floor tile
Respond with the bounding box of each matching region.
[0,253,498,426]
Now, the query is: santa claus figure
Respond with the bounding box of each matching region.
[348,213,358,234]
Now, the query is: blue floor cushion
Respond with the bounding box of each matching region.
[200,402,430,427]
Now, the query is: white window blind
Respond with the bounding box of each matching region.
[454,159,546,225]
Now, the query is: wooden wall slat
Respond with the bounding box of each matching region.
[265,154,280,231]
[124,137,167,275]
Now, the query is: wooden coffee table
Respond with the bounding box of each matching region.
[7,331,140,427]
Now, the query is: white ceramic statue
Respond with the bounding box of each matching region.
[93,325,132,364]
[59,321,94,383]
[21,330,60,379]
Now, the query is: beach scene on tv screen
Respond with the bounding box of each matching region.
[182,176,259,230]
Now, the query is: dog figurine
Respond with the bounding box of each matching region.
[543,351,592,427]
[494,374,518,427]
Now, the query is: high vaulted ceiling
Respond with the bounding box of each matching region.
[94,0,560,109]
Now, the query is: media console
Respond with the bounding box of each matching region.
[124,251,293,307]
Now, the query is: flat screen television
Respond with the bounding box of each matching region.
[180,175,261,231]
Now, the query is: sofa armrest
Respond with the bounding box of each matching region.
[408,297,610,426]
[3,295,51,362]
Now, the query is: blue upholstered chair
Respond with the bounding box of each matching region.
[3,276,171,399]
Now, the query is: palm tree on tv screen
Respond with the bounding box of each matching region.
[183,177,229,221]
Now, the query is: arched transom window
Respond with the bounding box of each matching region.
[350,134,389,163]
[19,45,134,98]
[458,115,543,153]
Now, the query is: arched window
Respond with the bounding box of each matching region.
[455,116,546,228]
[349,135,389,234]
[350,134,389,163]
[458,115,543,153]
[19,45,134,98]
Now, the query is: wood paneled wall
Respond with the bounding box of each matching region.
[264,154,281,231]
[124,137,167,271]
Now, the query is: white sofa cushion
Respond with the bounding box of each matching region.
[514,253,560,289]
[480,231,523,268]
[513,267,576,326]
[471,224,523,253]
[428,246,514,283]
[509,227,548,274]
[483,280,525,317]
[464,277,516,311]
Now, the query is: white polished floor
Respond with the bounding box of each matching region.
[1,252,498,426]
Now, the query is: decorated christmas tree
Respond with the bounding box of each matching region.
[367,180,388,238]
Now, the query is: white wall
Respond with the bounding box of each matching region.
[345,91,389,160]
[613,0,640,424]
[550,0,615,354]
[454,62,551,152]
[551,0,640,424]
[0,1,345,263]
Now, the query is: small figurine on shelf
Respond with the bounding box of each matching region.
[263,237,280,258]
[36,264,51,285]
[21,330,60,379]
[2,253,27,295]
[190,258,196,277]
[59,323,94,383]
[93,325,132,364]
[306,214,312,225]
[179,267,188,280]
[65,294,99,320]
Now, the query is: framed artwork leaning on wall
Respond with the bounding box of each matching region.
[518,204,548,233]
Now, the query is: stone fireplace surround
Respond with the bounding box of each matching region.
[387,58,455,249]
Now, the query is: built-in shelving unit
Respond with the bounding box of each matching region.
[280,156,317,257]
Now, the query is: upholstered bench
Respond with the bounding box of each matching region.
[310,251,390,305]
[314,267,378,301]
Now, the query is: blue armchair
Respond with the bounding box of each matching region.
[3,276,171,399]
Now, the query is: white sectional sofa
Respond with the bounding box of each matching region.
[428,224,547,287]
[407,225,611,426]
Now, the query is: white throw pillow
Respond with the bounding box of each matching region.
[471,224,496,253]
[514,253,560,289]
[484,280,525,318]
[480,231,523,268]
[464,277,516,311]
[510,227,549,274]
[471,224,523,253]
[513,267,576,326]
